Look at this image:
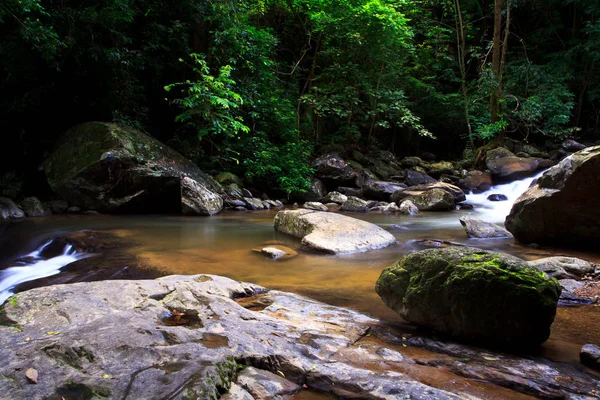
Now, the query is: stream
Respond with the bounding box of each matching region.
[0,172,599,370]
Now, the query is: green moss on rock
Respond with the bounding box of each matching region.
[376,247,561,348]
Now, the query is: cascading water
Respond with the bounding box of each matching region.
[0,240,91,304]
[464,170,546,224]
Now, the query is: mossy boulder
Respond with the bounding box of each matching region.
[43,122,222,215]
[376,247,561,348]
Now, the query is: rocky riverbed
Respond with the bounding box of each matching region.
[1,274,599,400]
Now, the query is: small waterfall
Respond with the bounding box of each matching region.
[0,240,92,305]
[464,170,546,224]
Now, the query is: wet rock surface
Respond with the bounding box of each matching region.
[459,216,513,239]
[376,247,562,348]
[0,275,598,400]
[505,145,600,249]
[273,209,397,254]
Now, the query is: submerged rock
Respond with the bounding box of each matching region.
[505,145,600,249]
[459,216,513,239]
[43,122,222,215]
[528,257,596,280]
[487,194,508,202]
[376,247,561,347]
[273,209,397,254]
[0,197,25,221]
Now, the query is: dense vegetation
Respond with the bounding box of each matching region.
[2,0,600,193]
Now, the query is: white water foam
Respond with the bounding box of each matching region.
[0,241,91,304]
[465,170,546,224]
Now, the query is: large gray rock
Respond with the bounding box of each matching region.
[43,122,223,215]
[322,191,347,205]
[0,275,461,400]
[273,209,397,254]
[580,344,600,371]
[340,196,369,212]
[181,177,223,216]
[459,216,513,239]
[362,180,406,201]
[0,197,25,221]
[404,188,455,211]
[376,247,562,347]
[392,182,465,204]
[505,146,600,249]
[487,156,553,182]
[312,153,357,185]
[528,257,596,280]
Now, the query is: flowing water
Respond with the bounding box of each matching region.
[1,173,599,369]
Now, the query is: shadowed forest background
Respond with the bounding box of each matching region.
[2,0,600,194]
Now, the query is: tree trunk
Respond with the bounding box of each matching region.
[490,0,503,124]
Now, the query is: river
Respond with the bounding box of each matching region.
[1,174,599,368]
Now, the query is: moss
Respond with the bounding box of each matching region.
[376,247,562,348]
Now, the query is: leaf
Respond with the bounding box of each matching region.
[102,374,111,379]
[483,357,498,361]
[46,331,60,335]
[26,368,38,384]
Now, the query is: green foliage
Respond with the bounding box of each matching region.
[165,54,249,141]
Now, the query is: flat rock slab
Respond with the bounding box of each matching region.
[459,216,513,239]
[273,209,397,254]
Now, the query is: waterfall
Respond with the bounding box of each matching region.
[0,240,91,305]
[464,170,546,224]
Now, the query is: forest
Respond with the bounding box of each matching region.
[2,0,600,194]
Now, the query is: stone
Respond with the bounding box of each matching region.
[46,199,69,214]
[401,156,425,168]
[181,177,224,216]
[339,196,369,212]
[376,247,562,347]
[427,161,455,178]
[220,383,254,400]
[485,147,516,163]
[559,279,585,294]
[580,344,600,371]
[0,197,25,221]
[227,199,246,208]
[261,201,271,210]
[273,209,397,254]
[260,247,288,259]
[459,216,513,239]
[236,367,300,398]
[528,257,596,280]
[487,156,554,182]
[336,187,363,197]
[505,146,600,249]
[235,206,248,212]
[457,170,492,194]
[382,202,400,213]
[215,172,244,187]
[265,200,284,208]
[66,206,81,214]
[19,197,51,217]
[43,122,222,215]
[322,191,347,205]
[392,182,465,204]
[312,153,357,185]
[487,194,508,202]
[303,202,328,211]
[243,197,265,211]
[404,188,455,211]
[292,178,327,202]
[362,180,407,202]
[399,200,419,215]
[405,170,436,186]
[562,139,586,153]
[225,183,245,200]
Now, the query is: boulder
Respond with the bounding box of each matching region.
[180,177,223,216]
[340,196,369,213]
[19,197,50,217]
[336,187,363,198]
[399,200,419,215]
[224,183,244,200]
[505,146,600,248]
[0,197,25,221]
[243,197,265,211]
[215,172,244,187]
[487,194,508,202]
[382,202,400,213]
[375,247,562,347]
[274,209,397,254]
[292,178,327,202]
[264,200,284,209]
[236,367,300,398]
[528,257,595,280]
[322,191,347,205]
[580,344,600,371]
[562,139,586,153]
[362,180,406,202]
[405,170,436,186]
[459,216,513,239]
[392,182,465,204]
[485,147,516,163]
[401,157,425,168]
[404,188,455,211]
[487,156,554,182]
[427,161,455,178]
[43,122,222,215]
[457,170,492,194]
[303,202,328,212]
[312,153,357,185]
